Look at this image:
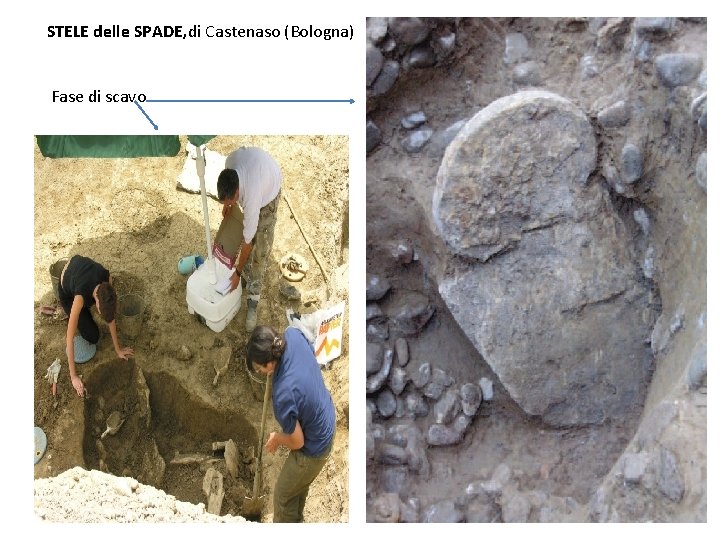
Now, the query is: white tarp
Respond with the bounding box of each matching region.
[176,142,226,199]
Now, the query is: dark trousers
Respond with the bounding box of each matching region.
[59,288,100,344]
[273,435,334,523]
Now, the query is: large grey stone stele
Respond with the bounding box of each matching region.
[433,90,652,426]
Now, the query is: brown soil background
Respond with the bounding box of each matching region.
[33,135,349,523]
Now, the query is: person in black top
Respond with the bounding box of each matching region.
[58,255,134,397]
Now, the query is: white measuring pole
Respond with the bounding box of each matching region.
[196,145,217,284]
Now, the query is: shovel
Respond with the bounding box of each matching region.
[243,371,271,518]
[100,411,125,439]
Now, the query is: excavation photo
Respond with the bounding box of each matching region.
[33,135,349,523]
[366,17,706,522]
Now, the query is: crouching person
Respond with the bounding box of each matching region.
[58,255,134,397]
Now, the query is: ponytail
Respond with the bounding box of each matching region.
[246,326,286,372]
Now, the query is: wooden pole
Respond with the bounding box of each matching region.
[283,193,331,296]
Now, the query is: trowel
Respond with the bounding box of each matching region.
[100,411,125,439]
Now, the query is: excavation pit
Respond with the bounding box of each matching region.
[82,359,263,520]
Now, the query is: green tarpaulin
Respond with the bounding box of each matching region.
[36,135,216,158]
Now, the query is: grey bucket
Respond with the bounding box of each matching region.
[245,361,268,402]
[49,259,68,302]
[118,294,145,340]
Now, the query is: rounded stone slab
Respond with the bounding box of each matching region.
[432,90,597,261]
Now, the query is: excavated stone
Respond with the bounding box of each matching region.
[388,17,430,48]
[372,60,400,96]
[406,434,430,475]
[376,442,408,466]
[460,383,482,416]
[394,337,410,366]
[433,91,597,260]
[366,303,384,322]
[391,242,414,264]
[655,53,703,88]
[411,362,432,388]
[384,427,407,449]
[367,348,393,394]
[435,32,456,57]
[402,128,433,153]
[393,395,406,418]
[427,414,471,446]
[479,377,494,401]
[432,367,454,387]
[366,414,375,462]
[598,100,631,128]
[385,291,435,335]
[595,18,631,52]
[366,43,384,86]
[434,389,461,424]
[427,423,460,446]
[656,447,685,502]
[202,468,224,515]
[388,366,409,395]
[623,451,650,484]
[367,17,388,44]
[367,120,382,153]
[634,18,675,39]
[429,118,468,157]
[376,389,397,418]
[367,342,383,375]
[422,500,464,523]
[422,381,444,400]
[367,274,391,301]
[366,321,389,342]
[404,390,429,417]
[380,466,409,494]
[401,111,427,129]
[434,90,653,426]
[369,492,401,523]
[405,45,436,69]
[621,143,643,183]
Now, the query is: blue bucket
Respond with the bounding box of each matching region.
[178,255,198,275]
[66,335,96,364]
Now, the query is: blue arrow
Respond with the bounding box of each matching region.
[134,100,158,130]
[145,99,355,104]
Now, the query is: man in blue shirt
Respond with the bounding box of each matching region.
[246,325,336,522]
